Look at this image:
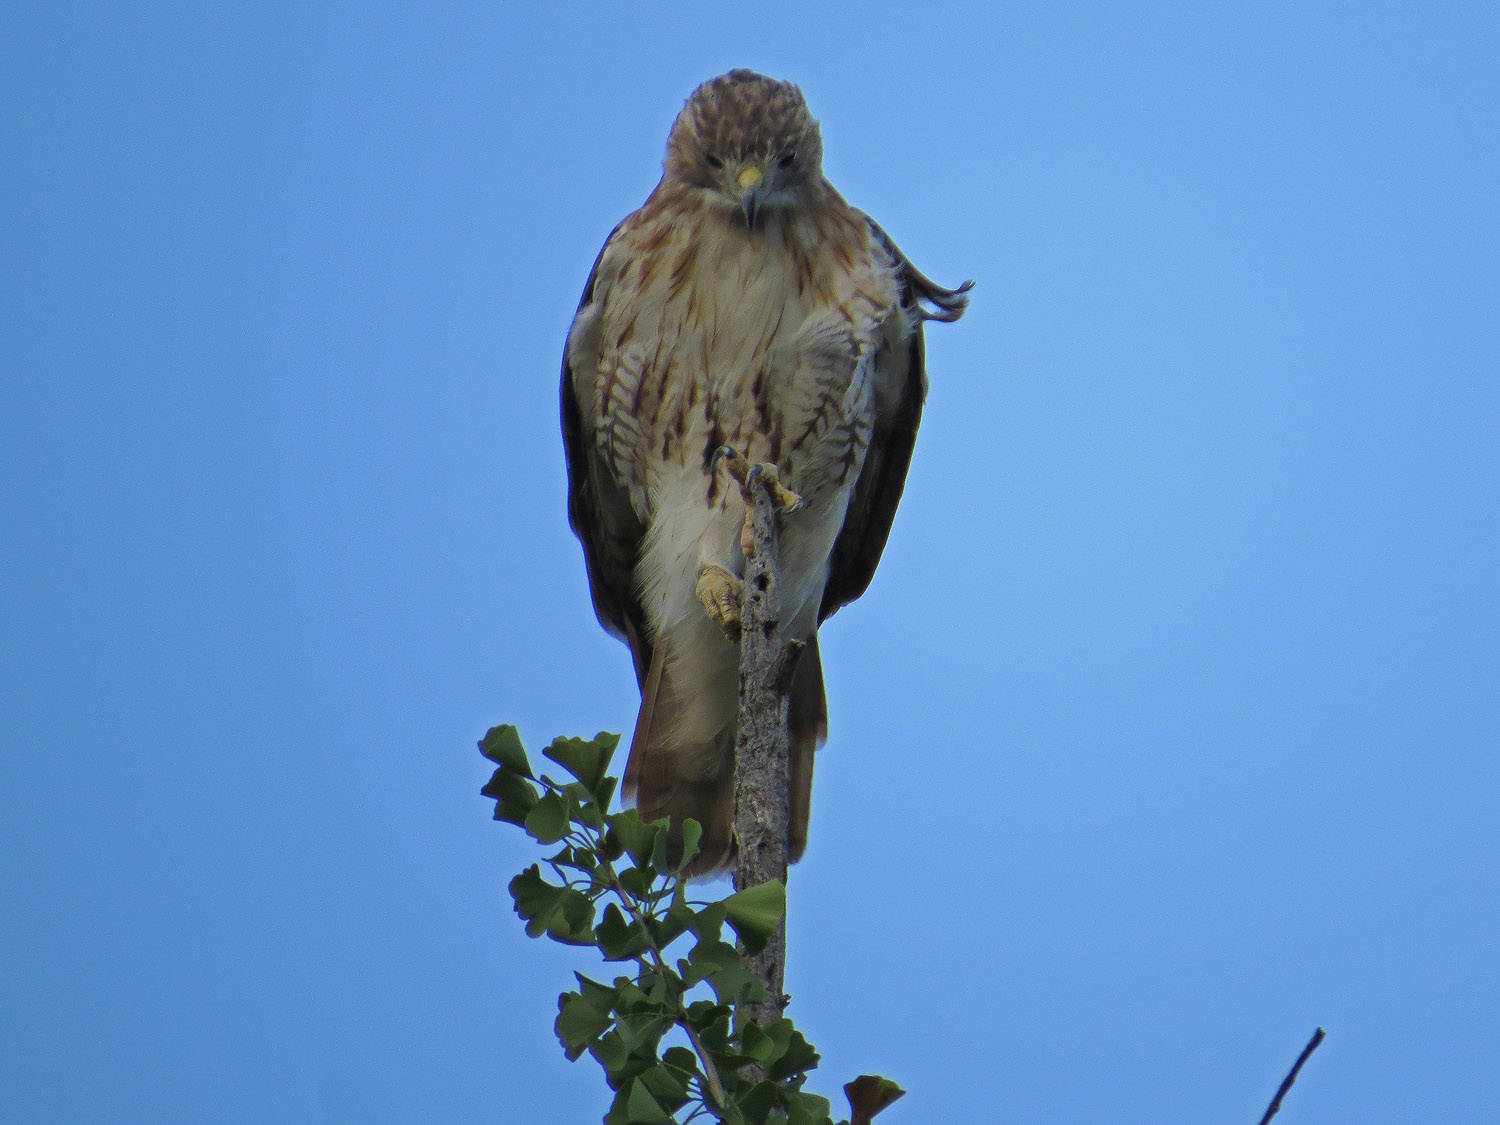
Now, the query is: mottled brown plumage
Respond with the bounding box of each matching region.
[561,70,969,874]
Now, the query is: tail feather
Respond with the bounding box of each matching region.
[622,633,828,876]
[787,635,826,863]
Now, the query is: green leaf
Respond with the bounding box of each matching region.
[681,939,737,984]
[555,991,612,1061]
[661,1045,699,1078]
[686,1001,732,1052]
[613,1010,672,1062]
[675,817,703,874]
[595,903,649,961]
[683,939,764,1005]
[639,967,673,1006]
[649,894,693,949]
[636,1062,689,1111]
[546,887,596,945]
[687,901,727,943]
[610,809,663,869]
[787,1092,835,1125]
[736,1079,782,1125]
[845,1075,906,1125]
[557,781,590,827]
[623,1077,673,1123]
[739,1020,777,1064]
[523,791,569,845]
[509,865,566,937]
[598,820,625,862]
[769,1025,820,1081]
[605,1076,675,1125]
[575,972,620,1013]
[480,768,538,827]
[589,1029,631,1081]
[584,777,618,825]
[617,864,656,899]
[613,979,652,1015]
[723,881,785,955]
[478,725,532,776]
[542,732,618,797]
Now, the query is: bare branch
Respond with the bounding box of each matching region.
[1257,1027,1326,1125]
[731,462,794,1029]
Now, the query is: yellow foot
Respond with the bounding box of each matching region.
[711,446,804,557]
[753,461,805,515]
[696,563,743,637]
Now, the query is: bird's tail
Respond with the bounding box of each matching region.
[624,632,826,877]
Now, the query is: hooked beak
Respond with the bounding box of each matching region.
[738,164,765,230]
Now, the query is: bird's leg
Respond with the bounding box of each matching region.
[711,445,804,558]
[696,564,743,639]
[697,446,803,638]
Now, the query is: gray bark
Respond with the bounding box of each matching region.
[732,465,793,1029]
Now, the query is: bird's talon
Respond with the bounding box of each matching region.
[713,446,750,488]
[696,564,743,637]
[715,452,802,514]
[768,476,804,514]
[750,462,804,514]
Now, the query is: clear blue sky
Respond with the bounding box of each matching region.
[3,3,1496,1122]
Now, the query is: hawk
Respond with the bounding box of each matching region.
[561,70,969,874]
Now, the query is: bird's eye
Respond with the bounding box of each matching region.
[705,153,723,168]
[778,151,796,169]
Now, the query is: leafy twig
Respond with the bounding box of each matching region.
[594,849,729,1110]
[480,725,890,1124]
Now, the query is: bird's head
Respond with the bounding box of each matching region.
[663,69,825,230]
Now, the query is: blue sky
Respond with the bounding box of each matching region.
[3,3,1496,1122]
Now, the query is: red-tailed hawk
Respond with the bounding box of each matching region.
[561,70,969,874]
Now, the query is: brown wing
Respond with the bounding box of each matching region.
[818,215,972,623]
[560,223,654,687]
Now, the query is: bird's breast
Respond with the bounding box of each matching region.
[589,209,890,512]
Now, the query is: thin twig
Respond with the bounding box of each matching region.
[593,850,730,1111]
[1257,1027,1326,1125]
